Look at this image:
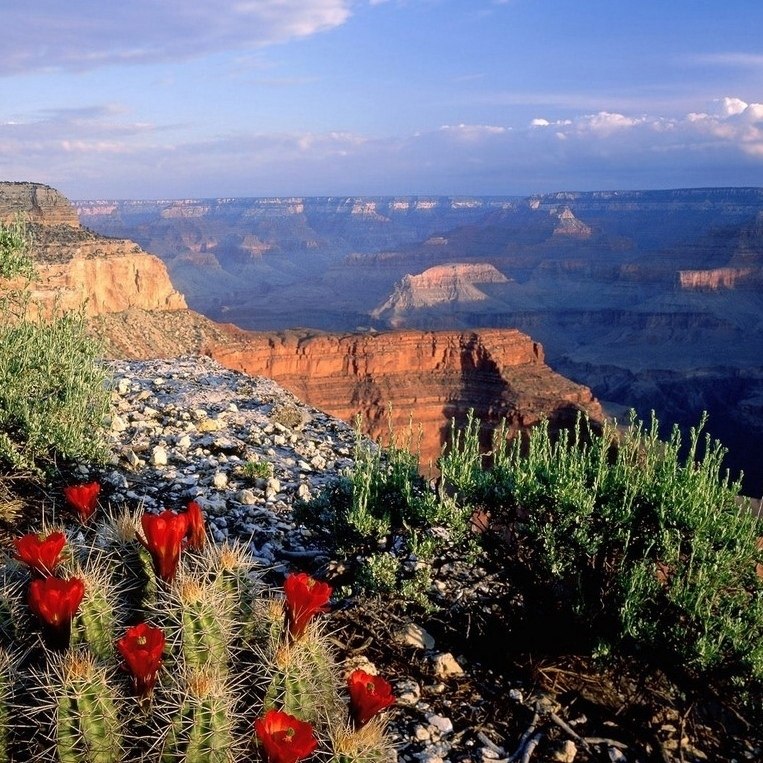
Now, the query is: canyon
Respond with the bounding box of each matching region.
[77,188,763,494]
[2,182,602,471]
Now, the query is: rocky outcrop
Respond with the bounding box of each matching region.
[91,310,602,468]
[207,327,602,467]
[0,182,186,316]
[552,206,592,238]
[678,267,761,290]
[18,251,187,316]
[0,182,80,227]
[372,263,510,325]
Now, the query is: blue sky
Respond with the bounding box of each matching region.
[1,0,762,199]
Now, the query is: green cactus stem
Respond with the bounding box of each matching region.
[263,633,342,727]
[44,650,123,763]
[70,559,120,662]
[160,667,239,763]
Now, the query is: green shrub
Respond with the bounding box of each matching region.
[0,224,109,471]
[296,424,473,603]
[302,407,763,696]
[444,411,763,689]
[0,219,36,281]
[239,458,272,480]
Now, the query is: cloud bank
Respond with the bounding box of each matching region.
[2,1,353,75]
[2,97,762,198]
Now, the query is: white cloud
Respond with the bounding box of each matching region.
[718,97,749,117]
[692,52,763,69]
[3,94,763,198]
[0,1,354,75]
[439,124,507,138]
[579,111,645,134]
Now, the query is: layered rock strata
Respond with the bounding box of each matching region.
[3,182,602,468]
[0,182,186,315]
[207,328,603,467]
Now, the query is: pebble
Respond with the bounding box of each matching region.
[550,740,578,762]
[396,623,435,650]
[426,714,453,736]
[432,652,464,678]
[104,358,359,561]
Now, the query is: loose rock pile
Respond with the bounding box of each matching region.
[96,356,468,761]
[100,355,359,569]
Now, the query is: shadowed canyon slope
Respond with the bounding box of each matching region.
[78,189,763,494]
[2,182,602,468]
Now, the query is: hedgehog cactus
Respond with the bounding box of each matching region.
[0,502,396,762]
[159,666,240,763]
[36,650,123,763]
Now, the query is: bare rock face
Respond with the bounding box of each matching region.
[552,206,593,238]
[4,182,602,467]
[372,263,510,325]
[0,182,80,227]
[207,327,603,467]
[678,267,761,290]
[0,182,186,316]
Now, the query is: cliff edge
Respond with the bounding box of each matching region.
[2,182,602,463]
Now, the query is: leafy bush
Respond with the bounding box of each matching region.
[295,426,473,603]
[301,407,763,695]
[0,223,109,471]
[0,219,36,281]
[444,411,763,688]
[239,458,273,480]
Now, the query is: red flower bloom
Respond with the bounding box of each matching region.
[283,573,331,639]
[139,510,189,582]
[63,482,101,522]
[28,576,85,628]
[117,622,165,698]
[14,531,66,576]
[184,500,206,551]
[347,669,395,727]
[254,709,317,763]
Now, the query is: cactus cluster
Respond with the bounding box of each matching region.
[0,488,395,762]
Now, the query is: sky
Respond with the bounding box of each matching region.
[1,0,762,200]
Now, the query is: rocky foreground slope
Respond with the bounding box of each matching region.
[2,182,602,466]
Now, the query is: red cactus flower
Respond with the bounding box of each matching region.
[117,622,165,698]
[347,669,395,727]
[283,573,331,639]
[184,500,206,550]
[28,576,85,628]
[254,709,317,763]
[63,481,101,522]
[140,510,189,583]
[14,531,66,576]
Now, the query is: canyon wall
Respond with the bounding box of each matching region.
[207,328,603,467]
[1,182,601,467]
[0,182,186,316]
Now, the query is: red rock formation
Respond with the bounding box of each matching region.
[371,263,510,326]
[3,182,602,467]
[208,328,603,467]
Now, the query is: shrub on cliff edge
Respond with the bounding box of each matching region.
[443,411,763,694]
[0,221,109,471]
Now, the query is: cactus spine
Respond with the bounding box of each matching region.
[160,667,239,763]
[0,649,10,763]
